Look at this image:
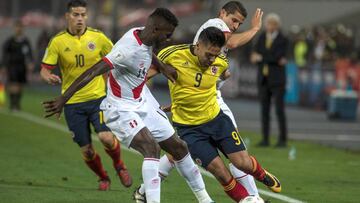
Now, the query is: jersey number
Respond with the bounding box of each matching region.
[231,131,242,145]
[137,68,146,79]
[75,54,85,67]
[194,73,202,87]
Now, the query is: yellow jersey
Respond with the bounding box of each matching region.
[158,44,229,125]
[42,27,113,104]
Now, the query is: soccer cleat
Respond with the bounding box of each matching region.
[262,170,281,193]
[133,186,146,203]
[98,177,111,191]
[115,164,133,187]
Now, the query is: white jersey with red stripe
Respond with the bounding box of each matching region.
[103,27,152,106]
[100,27,174,147]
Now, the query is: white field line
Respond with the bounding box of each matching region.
[0,110,305,203]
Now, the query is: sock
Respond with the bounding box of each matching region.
[143,158,161,203]
[229,163,259,196]
[174,153,212,203]
[139,155,174,195]
[222,177,249,202]
[249,156,266,181]
[84,153,108,180]
[159,154,175,179]
[105,138,124,168]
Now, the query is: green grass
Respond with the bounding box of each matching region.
[0,87,359,203]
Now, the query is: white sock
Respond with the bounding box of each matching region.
[139,155,175,195]
[143,158,161,203]
[174,153,213,203]
[229,163,259,196]
[159,154,175,179]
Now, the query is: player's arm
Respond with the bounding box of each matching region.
[40,38,62,85]
[151,54,177,83]
[43,60,111,118]
[226,8,263,49]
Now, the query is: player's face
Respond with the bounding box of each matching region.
[66,7,88,31]
[219,9,245,33]
[14,24,23,36]
[153,23,175,48]
[196,42,222,67]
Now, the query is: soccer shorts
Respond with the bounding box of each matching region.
[100,97,174,148]
[173,110,246,168]
[64,96,110,147]
[142,85,161,108]
[217,90,237,128]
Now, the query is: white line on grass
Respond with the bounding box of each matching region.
[0,110,305,203]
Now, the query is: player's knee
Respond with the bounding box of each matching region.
[98,131,114,147]
[171,139,188,160]
[231,154,253,173]
[81,145,95,160]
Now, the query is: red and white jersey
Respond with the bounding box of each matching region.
[193,18,230,55]
[103,27,152,104]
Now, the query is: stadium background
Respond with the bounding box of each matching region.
[0,0,359,202]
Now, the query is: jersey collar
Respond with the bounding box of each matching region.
[66,27,87,37]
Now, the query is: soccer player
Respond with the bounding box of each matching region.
[40,0,132,190]
[42,8,214,203]
[153,27,281,202]
[143,1,263,197]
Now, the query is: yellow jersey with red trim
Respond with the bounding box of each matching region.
[42,27,113,104]
[158,44,229,125]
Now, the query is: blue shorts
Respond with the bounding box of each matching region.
[173,110,247,168]
[64,97,110,147]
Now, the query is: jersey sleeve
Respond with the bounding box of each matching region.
[42,37,59,67]
[103,42,130,69]
[99,33,113,57]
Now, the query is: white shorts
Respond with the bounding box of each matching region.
[217,90,238,129]
[100,97,174,147]
[142,85,160,108]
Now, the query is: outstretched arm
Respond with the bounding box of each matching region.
[226,8,263,49]
[43,60,111,118]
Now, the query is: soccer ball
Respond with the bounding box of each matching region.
[239,195,265,203]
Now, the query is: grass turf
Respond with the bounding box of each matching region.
[0,87,359,203]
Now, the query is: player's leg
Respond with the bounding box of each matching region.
[144,103,213,203]
[89,97,132,187]
[215,112,281,193]
[158,135,213,203]
[63,103,110,190]
[102,101,161,202]
[180,126,249,202]
[218,94,259,196]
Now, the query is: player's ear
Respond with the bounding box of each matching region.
[219,9,227,18]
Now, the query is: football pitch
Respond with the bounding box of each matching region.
[0,87,359,203]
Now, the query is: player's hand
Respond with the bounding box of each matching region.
[42,96,66,119]
[160,104,172,112]
[251,8,263,32]
[250,52,263,63]
[45,74,62,85]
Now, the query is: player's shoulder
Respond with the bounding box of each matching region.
[87,27,106,36]
[158,44,190,60]
[47,30,67,46]
[216,54,229,66]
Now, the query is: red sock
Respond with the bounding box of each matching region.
[105,138,124,168]
[85,153,108,180]
[249,156,266,181]
[222,178,249,202]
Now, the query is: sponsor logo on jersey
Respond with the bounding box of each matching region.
[87,42,96,51]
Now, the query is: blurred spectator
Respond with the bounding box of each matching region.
[1,20,33,111]
[251,13,288,147]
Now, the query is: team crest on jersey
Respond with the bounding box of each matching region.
[87,42,96,51]
[211,66,218,75]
